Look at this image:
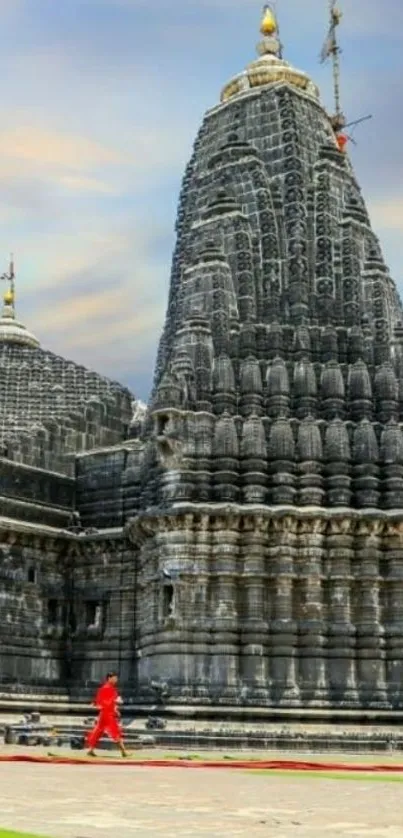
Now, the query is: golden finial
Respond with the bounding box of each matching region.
[1,254,15,311]
[260,4,277,36]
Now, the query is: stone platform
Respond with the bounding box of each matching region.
[1,747,403,838]
[3,708,403,754]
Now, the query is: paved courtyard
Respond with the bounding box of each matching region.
[1,749,403,837]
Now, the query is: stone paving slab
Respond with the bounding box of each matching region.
[1,748,403,837]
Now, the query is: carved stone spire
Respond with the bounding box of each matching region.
[130,7,403,710]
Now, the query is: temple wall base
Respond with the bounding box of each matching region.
[130,506,403,709]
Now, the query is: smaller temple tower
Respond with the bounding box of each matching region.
[0,256,136,694]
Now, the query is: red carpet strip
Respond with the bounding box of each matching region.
[0,754,403,772]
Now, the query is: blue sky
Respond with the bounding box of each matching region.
[0,0,402,400]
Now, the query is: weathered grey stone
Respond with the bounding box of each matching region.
[0,342,132,476]
[126,16,403,708]
[1,11,403,712]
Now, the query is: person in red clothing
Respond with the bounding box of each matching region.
[86,671,128,757]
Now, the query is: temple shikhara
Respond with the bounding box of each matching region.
[1,5,403,709]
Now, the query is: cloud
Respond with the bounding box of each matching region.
[56,174,117,194]
[0,123,188,183]
[0,125,128,213]
[370,200,403,233]
[14,217,171,394]
[0,126,124,168]
[0,111,191,200]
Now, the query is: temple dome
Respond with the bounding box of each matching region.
[220,5,320,104]
[0,272,133,473]
[0,300,40,348]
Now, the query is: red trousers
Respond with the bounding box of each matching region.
[86,711,122,749]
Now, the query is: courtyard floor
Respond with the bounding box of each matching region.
[1,747,403,837]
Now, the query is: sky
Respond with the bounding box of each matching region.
[0,0,402,400]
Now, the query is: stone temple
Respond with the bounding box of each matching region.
[2,6,403,709]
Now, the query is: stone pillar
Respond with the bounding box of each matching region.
[132,520,158,690]
[0,530,66,689]
[157,412,193,504]
[296,518,328,703]
[138,514,200,697]
[268,419,296,504]
[209,515,239,701]
[314,163,335,326]
[341,219,362,328]
[278,88,309,325]
[240,415,268,504]
[194,413,214,502]
[326,517,358,705]
[189,514,212,699]
[383,521,403,707]
[239,358,264,417]
[268,516,299,705]
[239,515,269,702]
[213,414,239,502]
[354,520,387,706]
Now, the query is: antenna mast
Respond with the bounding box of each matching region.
[320,0,345,133]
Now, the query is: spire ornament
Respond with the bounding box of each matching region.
[1,254,15,314]
[0,254,39,347]
[221,3,319,103]
[260,4,277,36]
[257,4,282,58]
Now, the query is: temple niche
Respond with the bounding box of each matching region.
[1,6,403,709]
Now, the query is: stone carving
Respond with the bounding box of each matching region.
[127,16,403,708]
[128,399,147,439]
[0,343,132,475]
[2,13,403,710]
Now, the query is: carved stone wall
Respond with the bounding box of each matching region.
[75,439,146,530]
[3,34,403,711]
[0,523,136,696]
[151,89,403,406]
[124,71,403,709]
[130,509,403,708]
[0,344,132,475]
[68,534,137,693]
[76,449,127,529]
[0,528,69,689]
[0,457,75,528]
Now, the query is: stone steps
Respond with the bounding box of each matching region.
[3,719,403,754]
[2,697,403,724]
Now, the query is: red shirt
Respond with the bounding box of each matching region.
[94,682,118,713]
